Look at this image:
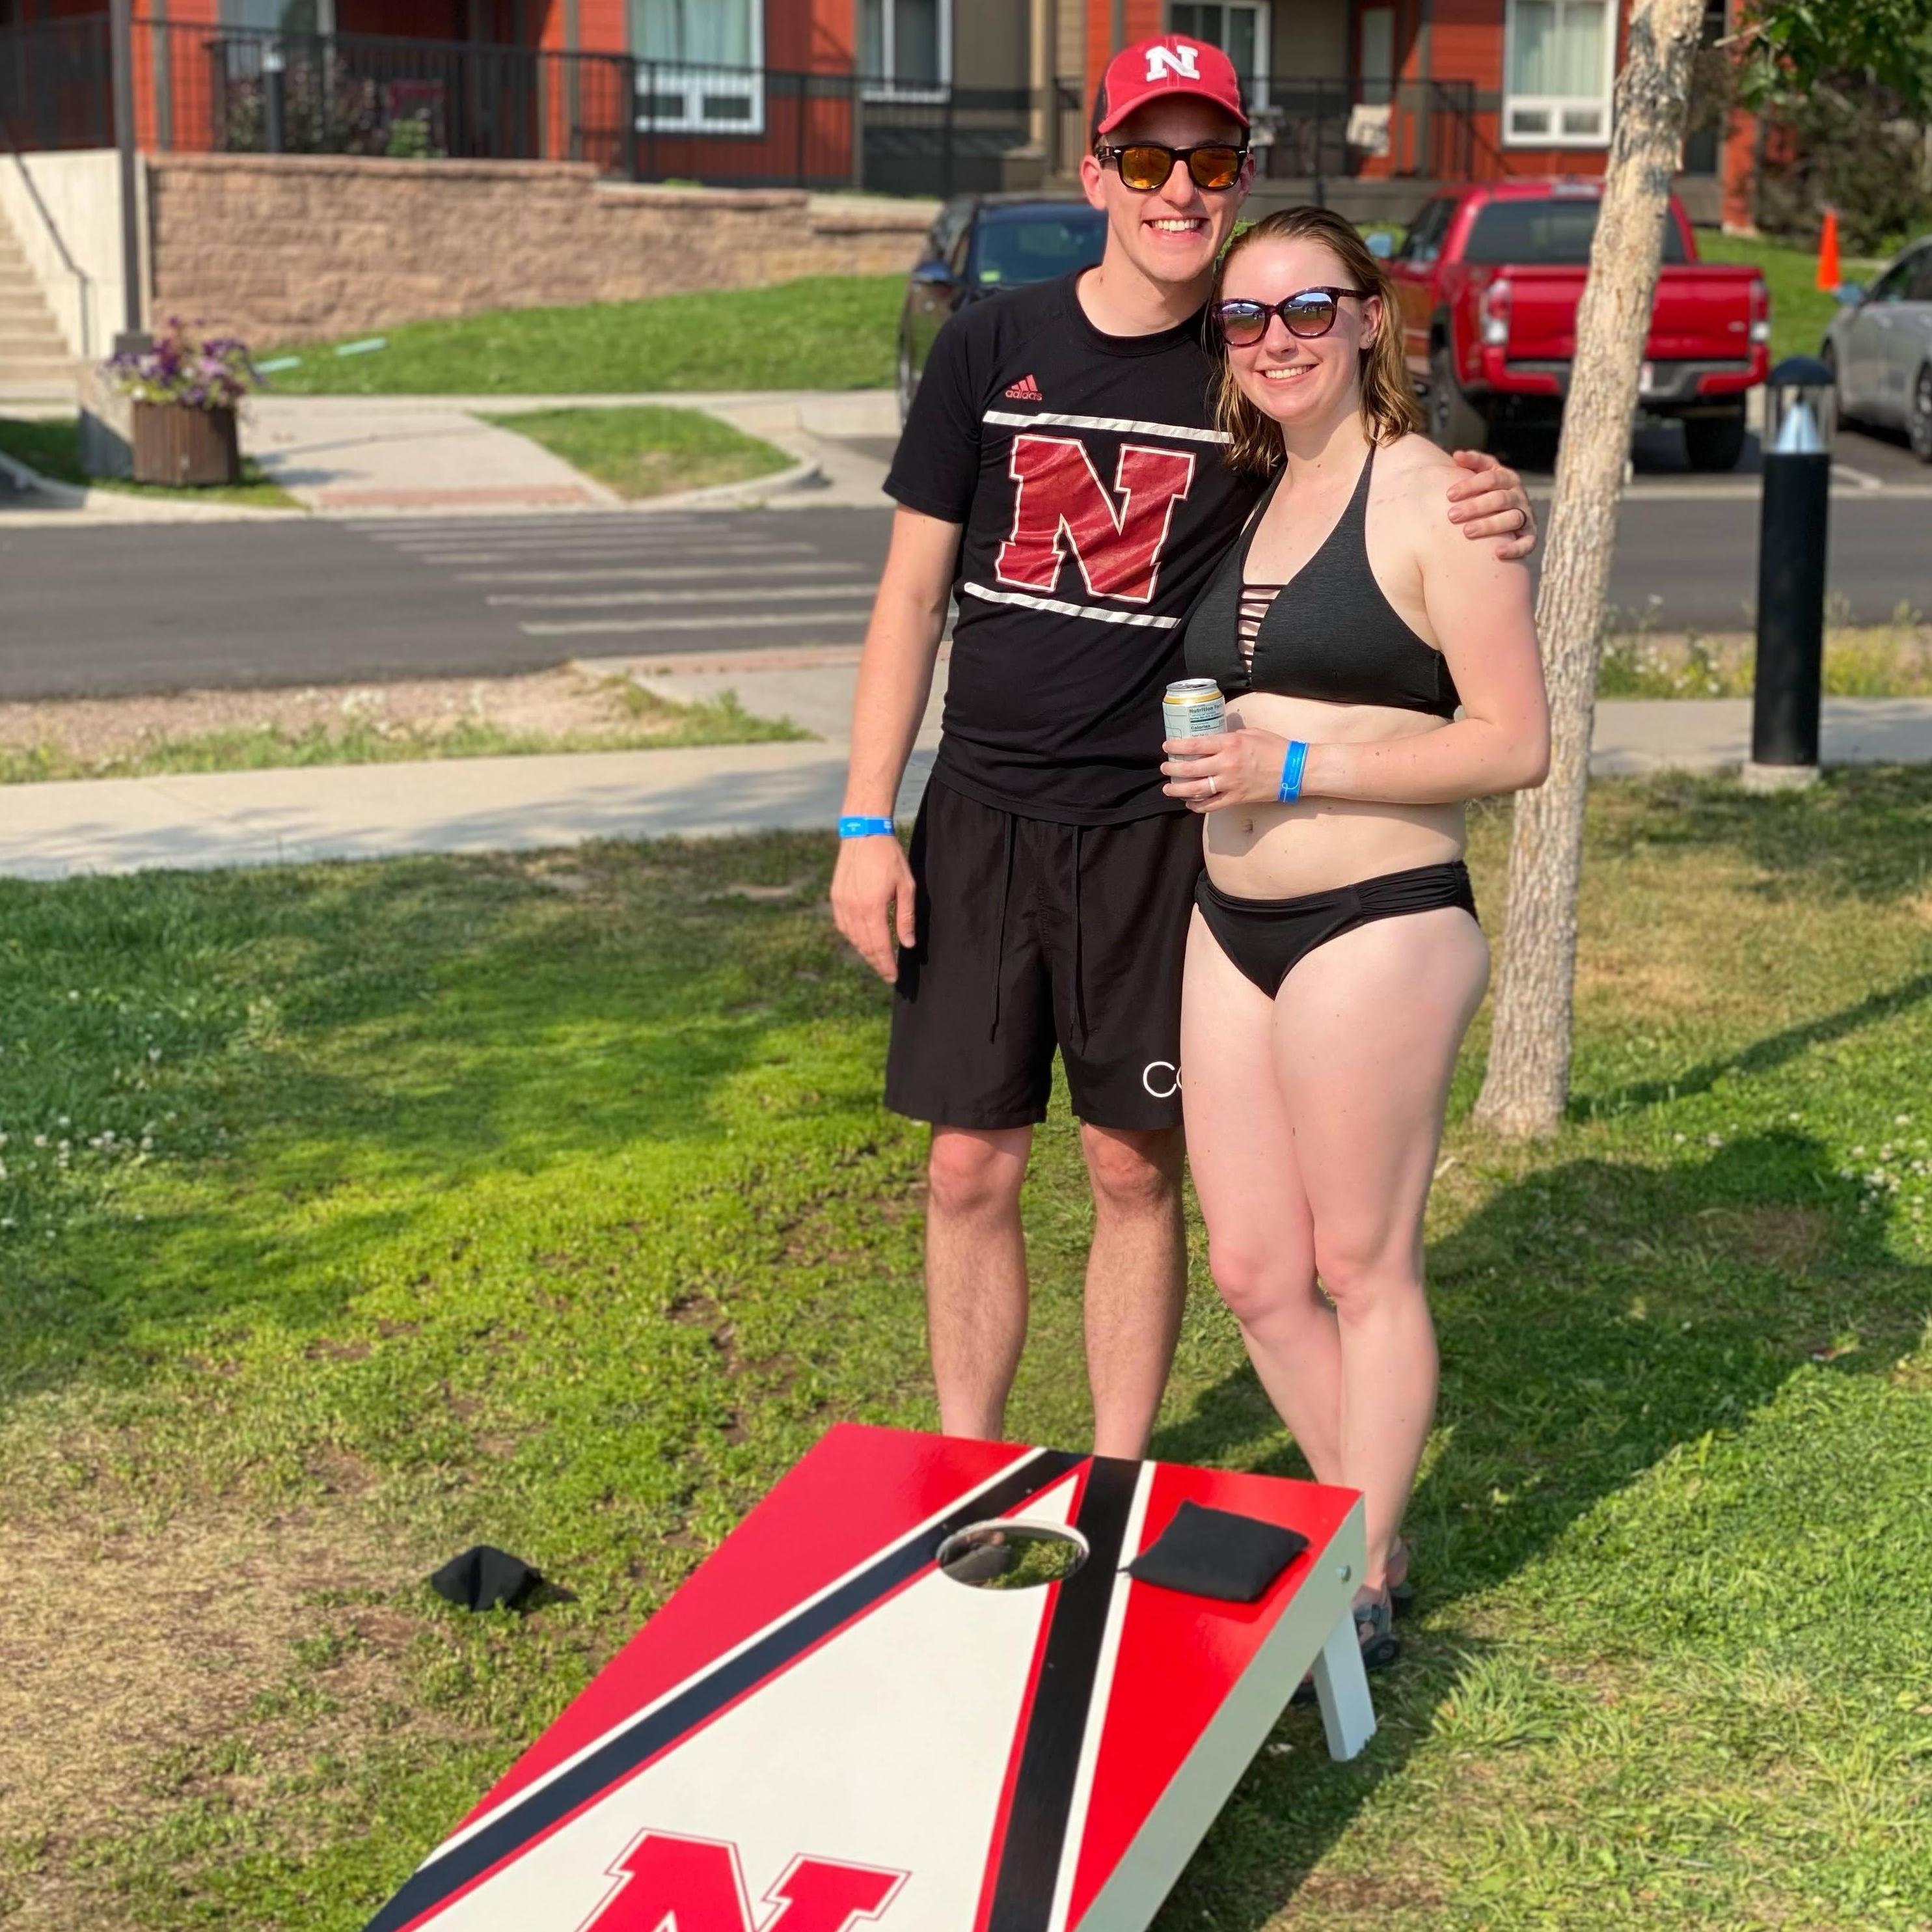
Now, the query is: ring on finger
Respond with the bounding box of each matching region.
[1206,774,1217,796]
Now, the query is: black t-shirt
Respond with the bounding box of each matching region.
[886,273,1266,824]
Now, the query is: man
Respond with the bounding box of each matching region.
[831,35,1534,1458]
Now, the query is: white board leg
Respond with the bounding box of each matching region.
[1311,1610,1377,1762]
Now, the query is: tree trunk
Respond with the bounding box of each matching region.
[1472,0,1709,1140]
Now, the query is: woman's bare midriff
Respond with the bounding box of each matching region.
[1201,690,1465,899]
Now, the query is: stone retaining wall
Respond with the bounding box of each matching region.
[146,154,935,344]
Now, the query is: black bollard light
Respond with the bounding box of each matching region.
[1747,355,1835,787]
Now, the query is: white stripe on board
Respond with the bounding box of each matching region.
[983,408,1231,445]
[1046,1462,1156,1932]
[960,582,1180,629]
[422,1447,1067,1867]
[519,608,877,636]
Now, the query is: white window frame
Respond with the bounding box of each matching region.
[633,0,765,137]
[1165,1,1272,111]
[862,0,953,103]
[1501,0,1615,148]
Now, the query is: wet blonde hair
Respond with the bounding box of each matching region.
[1211,206,1422,473]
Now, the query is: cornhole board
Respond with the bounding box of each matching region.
[365,1424,1375,1932]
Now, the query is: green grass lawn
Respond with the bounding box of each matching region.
[262,276,905,396]
[1692,229,1879,367]
[3,775,1931,1930]
[0,415,302,510]
[482,404,795,499]
[0,686,805,788]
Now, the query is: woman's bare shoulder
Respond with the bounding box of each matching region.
[1374,431,1462,497]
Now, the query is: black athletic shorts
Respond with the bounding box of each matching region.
[885,780,1203,1132]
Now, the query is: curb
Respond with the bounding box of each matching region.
[0,448,306,521]
[296,452,824,519]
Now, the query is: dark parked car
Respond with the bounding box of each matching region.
[898,195,1109,421]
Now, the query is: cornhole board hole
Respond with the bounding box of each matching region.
[365,1424,1376,1932]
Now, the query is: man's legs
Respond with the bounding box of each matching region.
[925,1124,1033,1439]
[1080,1122,1188,1458]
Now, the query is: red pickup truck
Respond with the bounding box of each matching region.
[1385,180,1771,470]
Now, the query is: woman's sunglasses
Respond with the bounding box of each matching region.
[1215,288,1371,346]
[1095,141,1247,193]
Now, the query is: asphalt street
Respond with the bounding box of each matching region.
[2,434,1926,702]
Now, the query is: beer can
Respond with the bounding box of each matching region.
[1163,677,1225,743]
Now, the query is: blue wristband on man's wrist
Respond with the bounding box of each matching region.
[1277,740,1309,804]
[838,815,897,839]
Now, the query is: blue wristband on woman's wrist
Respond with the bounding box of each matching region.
[1277,741,1310,804]
[838,815,896,839]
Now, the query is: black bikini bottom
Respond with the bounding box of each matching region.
[1194,860,1477,998]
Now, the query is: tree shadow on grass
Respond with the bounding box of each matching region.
[1580,968,1932,1116]
[1592,767,1932,909]
[0,833,890,1407]
[1149,1128,1931,1931]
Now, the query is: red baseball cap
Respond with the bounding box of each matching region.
[1091,34,1249,139]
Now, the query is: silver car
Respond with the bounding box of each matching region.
[1822,238,1932,461]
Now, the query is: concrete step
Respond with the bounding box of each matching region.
[0,316,65,341]
[0,355,76,382]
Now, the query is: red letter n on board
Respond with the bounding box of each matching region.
[578,1831,905,1932]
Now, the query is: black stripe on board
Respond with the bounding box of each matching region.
[364,1447,1085,1932]
[985,1455,1142,1932]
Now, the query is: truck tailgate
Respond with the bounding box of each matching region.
[1502,265,1761,362]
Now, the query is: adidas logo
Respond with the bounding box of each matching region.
[1003,374,1042,401]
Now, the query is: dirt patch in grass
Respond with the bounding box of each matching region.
[0,1502,401,1929]
[0,666,803,785]
[1695,1204,1832,1273]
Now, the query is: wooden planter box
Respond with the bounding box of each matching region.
[130,401,240,487]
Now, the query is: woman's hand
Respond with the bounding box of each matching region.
[1160,727,1294,812]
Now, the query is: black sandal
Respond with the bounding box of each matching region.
[1290,1590,1400,1703]
[1387,1539,1416,1621]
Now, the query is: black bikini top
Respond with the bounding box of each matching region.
[1184,445,1460,719]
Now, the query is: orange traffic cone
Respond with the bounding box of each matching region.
[1816,206,1841,292]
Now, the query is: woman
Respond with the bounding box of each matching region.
[1162,207,1548,1667]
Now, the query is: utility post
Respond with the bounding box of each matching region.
[110,0,148,354]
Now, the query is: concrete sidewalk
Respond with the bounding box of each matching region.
[0,390,892,524]
[240,392,886,514]
[3,667,1929,881]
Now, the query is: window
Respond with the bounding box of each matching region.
[1167,3,1270,107]
[1909,250,1932,303]
[633,0,763,133]
[862,0,949,98]
[1396,197,1455,264]
[970,208,1108,288]
[1504,0,1612,145]
[1463,197,1689,265]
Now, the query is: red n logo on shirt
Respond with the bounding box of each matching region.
[996,435,1196,605]
[578,1830,906,1932]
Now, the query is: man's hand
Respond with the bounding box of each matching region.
[1445,449,1538,560]
[831,834,916,983]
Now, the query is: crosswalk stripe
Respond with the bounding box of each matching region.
[520,608,877,637]
[449,544,822,577]
[407,542,786,565]
[488,582,874,609]
[463,560,861,587]
[351,516,710,539]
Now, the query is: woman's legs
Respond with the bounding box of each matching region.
[1180,910,1344,1486]
[1272,906,1489,1588]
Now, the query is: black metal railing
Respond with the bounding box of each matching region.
[0,20,1501,198]
[1251,77,1488,187]
[0,16,113,153]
